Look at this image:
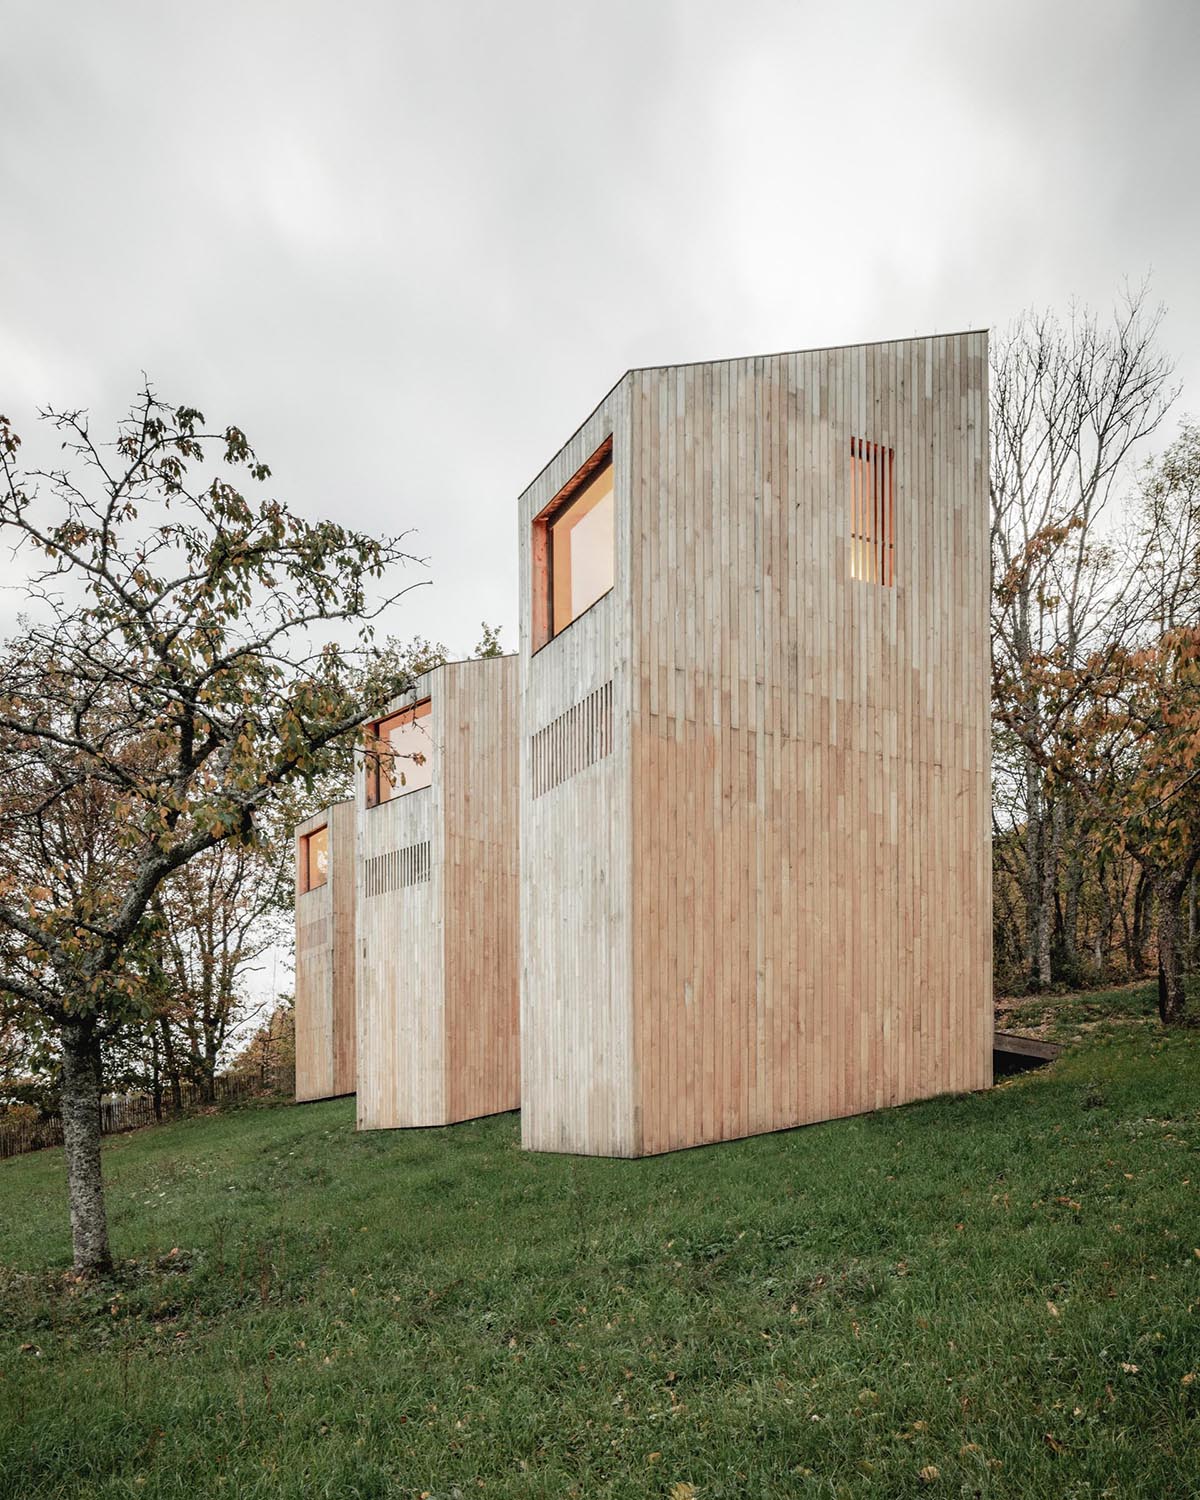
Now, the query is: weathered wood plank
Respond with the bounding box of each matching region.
[356,655,519,1130]
[294,799,356,1101]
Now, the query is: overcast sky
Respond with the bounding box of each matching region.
[3,0,1197,654]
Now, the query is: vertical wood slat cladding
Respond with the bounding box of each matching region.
[518,333,991,1157]
[518,386,635,1157]
[294,799,357,1101]
[356,655,520,1131]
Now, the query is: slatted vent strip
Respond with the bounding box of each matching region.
[530,680,614,799]
[364,840,431,897]
[849,436,895,586]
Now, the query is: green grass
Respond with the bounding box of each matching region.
[996,978,1173,1044]
[2,984,1199,1498]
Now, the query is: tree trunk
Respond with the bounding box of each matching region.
[1154,874,1190,1026]
[1060,800,1082,971]
[1131,869,1153,974]
[159,1016,184,1113]
[60,1018,113,1275]
[1092,858,1106,974]
[1022,761,1047,988]
[1035,797,1058,988]
[151,1029,163,1123]
[198,1043,217,1104]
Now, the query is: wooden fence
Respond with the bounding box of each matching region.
[0,1069,291,1161]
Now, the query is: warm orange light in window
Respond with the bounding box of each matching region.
[850,437,895,586]
[551,462,614,632]
[531,438,615,651]
[300,825,328,892]
[365,698,433,806]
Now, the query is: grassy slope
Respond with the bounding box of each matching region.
[1,985,1198,1499]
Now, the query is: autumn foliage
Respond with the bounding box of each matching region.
[0,387,421,1270]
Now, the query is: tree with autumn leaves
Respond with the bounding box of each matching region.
[994,421,1200,1023]
[0,388,421,1273]
[988,291,1178,991]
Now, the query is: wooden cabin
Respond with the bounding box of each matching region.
[294,800,357,1101]
[518,332,992,1157]
[356,655,520,1130]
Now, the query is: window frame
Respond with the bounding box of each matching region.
[364,696,434,808]
[531,436,615,653]
[298,825,329,893]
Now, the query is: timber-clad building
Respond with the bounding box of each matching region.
[294,799,356,1102]
[518,332,992,1155]
[294,332,992,1157]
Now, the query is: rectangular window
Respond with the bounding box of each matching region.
[849,436,895,586]
[365,698,433,807]
[299,825,329,892]
[532,437,614,650]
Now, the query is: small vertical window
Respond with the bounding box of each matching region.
[532,438,614,650]
[365,698,433,807]
[849,437,895,586]
[300,825,329,892]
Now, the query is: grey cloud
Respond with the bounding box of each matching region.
[3,0,1197,649]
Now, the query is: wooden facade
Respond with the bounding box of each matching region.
[294,799,357,1101]
[518,333,992,1157]
[356,655,520,1130]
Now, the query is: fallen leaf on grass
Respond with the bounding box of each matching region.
[917,1465,940,1483]
[669,1484,697,1500]
[1044,1433,1067,1455]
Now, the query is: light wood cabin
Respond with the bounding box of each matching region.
[518,332,992,1157]
[356,655,520,1130]
[294,800,357,1101]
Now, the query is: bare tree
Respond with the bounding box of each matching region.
[150,836,289,1099]
[990,288,1176,988]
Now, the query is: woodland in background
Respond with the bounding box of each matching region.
[990,291,1199,1017]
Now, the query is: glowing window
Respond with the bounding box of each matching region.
[532,438,614,650]
[850,437,895,586]
[365,698,433,806]
[299,825,328,892]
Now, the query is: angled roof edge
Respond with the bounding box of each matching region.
[520,328,989,500]
[373,650,516,723]
[295,797,353,834]
[628,326,989,380]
